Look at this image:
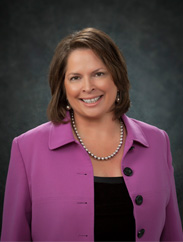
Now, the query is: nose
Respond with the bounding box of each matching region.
[82,77,95,93]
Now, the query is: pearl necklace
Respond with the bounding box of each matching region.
[71,112,123,160]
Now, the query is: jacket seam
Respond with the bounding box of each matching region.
[14,137,32,202]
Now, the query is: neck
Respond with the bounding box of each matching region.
[72,112,120,137]
[71,111,124,161]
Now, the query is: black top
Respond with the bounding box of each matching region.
[94,176,135,241]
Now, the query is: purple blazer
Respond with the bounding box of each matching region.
[1,114,183,241]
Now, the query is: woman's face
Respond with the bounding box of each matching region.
[64,48,118,120]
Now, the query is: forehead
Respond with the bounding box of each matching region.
[66,48,106,71]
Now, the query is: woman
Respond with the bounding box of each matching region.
[1,28,182,241]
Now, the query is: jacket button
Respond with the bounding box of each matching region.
[123,167,133,176]
[129,146,135,151]
[135,195,143,205]
[137,229,145,238]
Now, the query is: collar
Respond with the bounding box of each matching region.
[122,114,149,147]
[49,115,76,150]
[49,113,149,150]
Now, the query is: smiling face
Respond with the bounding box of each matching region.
[64,48,118,121]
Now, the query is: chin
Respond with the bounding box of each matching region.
[78,110,113,120]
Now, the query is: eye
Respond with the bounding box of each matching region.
[95,72,105,77]
[70,76,80,81]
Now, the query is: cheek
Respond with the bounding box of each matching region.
[65,83,80,99]
[107,83,118,101]
[104,80,118,94]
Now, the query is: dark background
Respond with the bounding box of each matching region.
[0,0,183,233]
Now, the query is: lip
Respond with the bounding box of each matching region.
[79,95,103,100]
[79,95,103,106]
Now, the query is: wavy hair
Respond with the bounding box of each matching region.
[47,27,130,123]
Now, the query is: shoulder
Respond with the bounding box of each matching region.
[13,122,55,149]
[16,122,52,139]
[124,115,169,147]
[132,116,167,135]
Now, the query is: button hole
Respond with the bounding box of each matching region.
[76,172,87,175]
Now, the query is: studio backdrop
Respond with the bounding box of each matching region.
[0,0,183,232]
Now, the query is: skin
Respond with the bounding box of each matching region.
[64,48,126,177]
[64,48,118,121]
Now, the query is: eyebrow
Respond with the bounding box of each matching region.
[67,68,105,77]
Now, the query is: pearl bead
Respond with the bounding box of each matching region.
[71,112,123,161]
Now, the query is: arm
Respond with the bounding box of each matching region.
[1,138,32,241]
[160,131,183,241]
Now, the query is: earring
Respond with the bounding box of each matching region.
[66,98,71,110]
[116,91,120,103]
[66,105,71,110]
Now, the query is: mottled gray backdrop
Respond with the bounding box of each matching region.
[0,0,183,233]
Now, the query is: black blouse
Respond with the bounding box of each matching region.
[94,176,135,241]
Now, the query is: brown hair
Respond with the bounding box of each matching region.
[47,27,130,123]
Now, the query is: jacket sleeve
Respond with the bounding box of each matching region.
[160,131,183,241]
[1,137,32,241]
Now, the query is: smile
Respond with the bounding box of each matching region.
[81,96,102,104]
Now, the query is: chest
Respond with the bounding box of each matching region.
[90,148,124,177]
[90,125,127,177]
[25,142,170,240]
[26,140,170,202]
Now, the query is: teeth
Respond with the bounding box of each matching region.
[82,96,101,103]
